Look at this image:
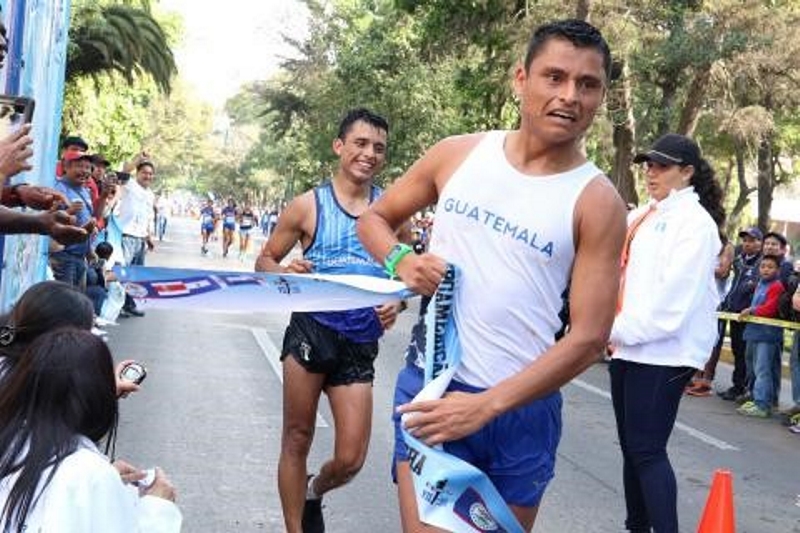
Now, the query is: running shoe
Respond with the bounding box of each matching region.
[302,475,324,533]
[789,422,800,434]
[718,386,744,401]
[736,402,770,418]
[302,498,324,533]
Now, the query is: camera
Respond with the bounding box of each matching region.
[0,95,34,137]
[119,361,147,385]
[133,468,156,489]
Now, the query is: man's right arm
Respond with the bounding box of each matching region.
[358,135,482,295]
[254,193,313,273]
[0,207,88,244]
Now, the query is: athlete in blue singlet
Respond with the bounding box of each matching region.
[256,108,410,533]
[199,199,215,255]
[221,198,237,258]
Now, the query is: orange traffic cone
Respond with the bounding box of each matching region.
[697,469,735,533]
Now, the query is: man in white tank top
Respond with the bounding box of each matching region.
[359,19,627,532]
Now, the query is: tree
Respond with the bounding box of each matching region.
[67,1,177,93]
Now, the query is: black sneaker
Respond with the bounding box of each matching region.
[122,306,145,318]
[718,386,742,401]
[301,498,324,533]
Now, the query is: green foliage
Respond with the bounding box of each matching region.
[67,1,177,93]
[62,74,156,166]
[64,0,800,228]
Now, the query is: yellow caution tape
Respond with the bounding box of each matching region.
[717,312,800,331]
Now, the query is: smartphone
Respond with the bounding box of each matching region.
[119,361,147,385]
[116,171,132,184]
[0,95,35,137]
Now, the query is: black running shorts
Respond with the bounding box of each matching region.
[281,312,379,387]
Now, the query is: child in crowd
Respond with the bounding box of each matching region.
[85,241,113,316]
[86,241,125,324]
[738,254,785,417]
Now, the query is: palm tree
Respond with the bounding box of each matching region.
[66,3,176,93]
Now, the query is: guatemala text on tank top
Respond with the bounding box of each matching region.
[304,180,385,343]
[407,130,601,388]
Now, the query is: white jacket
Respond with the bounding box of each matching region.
[610,187,720,369]
[0,437,182,532]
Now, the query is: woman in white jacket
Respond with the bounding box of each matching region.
[0,328,182,532]
[609,134,724,533]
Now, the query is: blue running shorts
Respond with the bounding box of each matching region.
[392,363,562,507]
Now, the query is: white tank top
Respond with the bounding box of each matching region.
[429,131,600,387]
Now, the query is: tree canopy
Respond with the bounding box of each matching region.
[62,0,800,241]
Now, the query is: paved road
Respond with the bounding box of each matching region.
[109,216,800,532]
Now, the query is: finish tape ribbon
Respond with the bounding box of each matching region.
[400,264,524,533]
[112,265,414,313]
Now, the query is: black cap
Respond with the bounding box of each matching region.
[763,231,788,247]
[90,154,111,167]
[61,135,89,151]
[633,134,702,168]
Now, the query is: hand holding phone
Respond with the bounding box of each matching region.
[119,361,147,385]
[0,107,33,182]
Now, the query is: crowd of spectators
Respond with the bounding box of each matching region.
[686,227,800,432]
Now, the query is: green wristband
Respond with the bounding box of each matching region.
[384,243,414,279]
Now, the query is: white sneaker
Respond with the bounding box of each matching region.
[91,327,108,337]
[95,317,118,327]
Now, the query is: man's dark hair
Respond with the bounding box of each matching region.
[136,160,155,173]
[95,241,113,260]
[524,19,612,82]
[760,254,782,268]
[763,231,788,248]
[61,136,89,152]
[337,108,389,140]
[0,328,118,528]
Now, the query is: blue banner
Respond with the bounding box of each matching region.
[401,265,524,533]
[113,265,415,313]
[0,0,72,312]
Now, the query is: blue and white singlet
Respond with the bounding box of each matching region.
[304,180,386,342]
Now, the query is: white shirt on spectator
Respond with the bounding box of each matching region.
[116,178,155,238]
[0,437,182,532]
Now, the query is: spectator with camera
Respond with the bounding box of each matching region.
[0,280,139,397]
[0,328,181,532]
[49,151,96,288]
[0,38,88,244]
[88,153,118,229]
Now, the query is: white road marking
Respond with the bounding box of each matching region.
[250,327,329,428]
[570,378,739,451]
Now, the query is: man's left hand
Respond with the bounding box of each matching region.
[376,301,403,331]
[146,236,155,251]
[43,210,89,245]
[397,391,494,446]
[16,185,68,210]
